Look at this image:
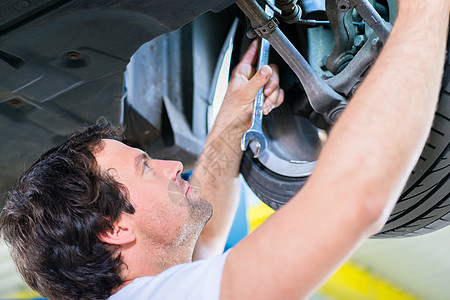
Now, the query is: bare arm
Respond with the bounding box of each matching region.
[221,1,450,299]
[191,39,284,260]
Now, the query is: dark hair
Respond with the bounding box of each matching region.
[0,120,135,300]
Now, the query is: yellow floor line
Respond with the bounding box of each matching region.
[318,261,423,300]
[7,290,42,299]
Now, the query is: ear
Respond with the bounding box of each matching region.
[98,216,136,245]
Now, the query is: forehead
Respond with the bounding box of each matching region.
[94,139,141,171]
[96,139,134,157]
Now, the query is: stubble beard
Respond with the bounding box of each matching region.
[167,180,213,248]
[184,191,213,241]
[168,176,213,227]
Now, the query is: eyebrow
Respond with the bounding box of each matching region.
[134,152,150,175]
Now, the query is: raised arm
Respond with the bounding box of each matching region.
[191,39,284,260]
[221,1,450,299]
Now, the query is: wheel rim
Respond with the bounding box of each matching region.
[251,103,322,177]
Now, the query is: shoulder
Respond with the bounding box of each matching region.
[110,250,231,300]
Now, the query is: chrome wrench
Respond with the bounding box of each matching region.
[240,1,274,158]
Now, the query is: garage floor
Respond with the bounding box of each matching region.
[348,225,450,300]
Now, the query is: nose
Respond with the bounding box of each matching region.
[157,160,183,181]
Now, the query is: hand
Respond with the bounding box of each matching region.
[219,39,284,125]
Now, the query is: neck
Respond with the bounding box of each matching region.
[112,235,197,293]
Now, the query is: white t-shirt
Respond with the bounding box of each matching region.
[109,250,230,300]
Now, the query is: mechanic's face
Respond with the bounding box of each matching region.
[95,139,212,247]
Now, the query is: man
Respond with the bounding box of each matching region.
[1,0,449,299]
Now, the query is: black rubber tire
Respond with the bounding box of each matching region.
[240,35,450,238]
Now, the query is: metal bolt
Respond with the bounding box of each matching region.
[246,28,258,39]
[7,98,23,107]
[354,35,366,47]
[328,105,346,123]
[371,37,382,50]
[336,0,351,11]
[67,51,81,60]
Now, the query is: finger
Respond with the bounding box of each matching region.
[243,65,272,100]
[276,88,285,107]
[231,62,255,82]
[263,89,279,115]
[263,88,284,115]
[263,64,280,97]
[230,39,260,80]
[238,38,260,66]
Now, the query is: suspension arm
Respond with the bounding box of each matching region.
[236,0,346,122]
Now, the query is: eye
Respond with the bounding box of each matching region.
[143,160,153,174]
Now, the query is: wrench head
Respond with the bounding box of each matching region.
[241,129,268,158]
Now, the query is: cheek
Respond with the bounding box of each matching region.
[127,180,188,227]
[135,198,188,246]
